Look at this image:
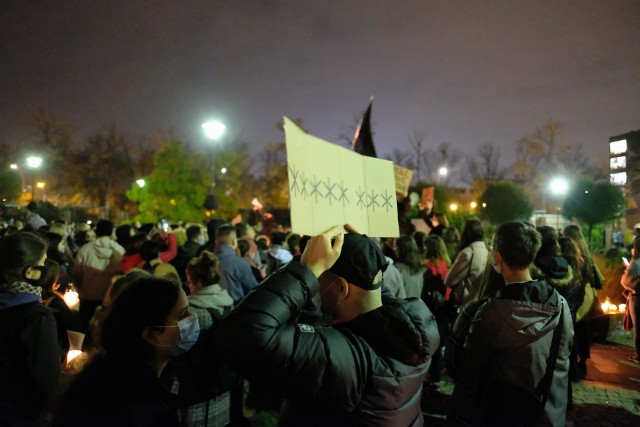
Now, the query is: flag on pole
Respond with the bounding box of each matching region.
[351,99,377,158]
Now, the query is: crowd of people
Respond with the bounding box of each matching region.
[0,203,638,426]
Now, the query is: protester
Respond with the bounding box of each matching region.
[237,237,266,283]
[89,269,151,351]
[215,227,439,425]
[394,235,427,299]
[45,231,75,289]
[215,224,259,304]
[447,221,573,427]
[564,224,600,372]
[40,259,81,359]
[266,231,294,275]
[121,233,149,272]
[166,251,235,426]
[444,219,488,306]
[74,223,96,249]
[621,236,640,364]
[172,225,205,281]
[53,278,191,426]
[25,201,47,230]
[422,234,451,388]
[0,231,60,425]
[72,219,125,333]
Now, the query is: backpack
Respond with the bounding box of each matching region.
[421,268,446,313]
[168,305,239,406]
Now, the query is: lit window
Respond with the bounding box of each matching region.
[610,156,626,170]
[610,172,627,186]
[610,139,627,155]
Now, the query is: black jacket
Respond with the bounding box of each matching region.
[53,354,180,427]
[215,262,440,426]
[0,299,60,423]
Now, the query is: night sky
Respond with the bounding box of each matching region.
[2,1,639,172]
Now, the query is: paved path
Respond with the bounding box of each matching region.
[423,342,640,426]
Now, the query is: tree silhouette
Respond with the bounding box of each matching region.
[562,179,626,244]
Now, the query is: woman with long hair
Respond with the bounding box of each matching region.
[395,235,426,299]
[444,219,488,306]
[564,224,599,371]
[54,278,193,426]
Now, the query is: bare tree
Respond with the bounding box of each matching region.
[466,143,505,184]
[407,129,427,182]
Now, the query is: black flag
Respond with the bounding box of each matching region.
[351,99,377,158]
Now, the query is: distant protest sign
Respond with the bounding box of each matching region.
[284,117,399,237]
[394,165,413,197]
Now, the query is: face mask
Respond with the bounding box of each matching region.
[25,265,46,287]
[156,313,200,356]
[198,235,205,246]
[59,245,66,254]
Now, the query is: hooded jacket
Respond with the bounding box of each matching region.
[448,280,573,427]
[531,255,581,315]
[188,284,234,329]
[73,237,125,301]
[215,262,440,426]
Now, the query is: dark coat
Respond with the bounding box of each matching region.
[53,354,180,427]
[0,299,60,424]
[215,262,440,426]
[447,280,573,427]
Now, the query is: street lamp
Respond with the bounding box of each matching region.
[549,177,569,229]
[202,120,226,141]
[549,177,569,196]
[26,156,43,201]
[136,179,145,188]
[438,167,448,176]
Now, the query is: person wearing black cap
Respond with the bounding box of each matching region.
[215,225,439,426]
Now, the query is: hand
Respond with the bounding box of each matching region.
[301,225,345,277]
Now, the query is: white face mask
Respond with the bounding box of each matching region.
[197,235,205,246]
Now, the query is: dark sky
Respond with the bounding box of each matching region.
[2,0,639,172]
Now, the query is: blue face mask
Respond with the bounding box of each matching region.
[198,235,206,246]
[156,313,200,356]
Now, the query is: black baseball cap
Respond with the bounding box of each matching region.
[329,233,388,290]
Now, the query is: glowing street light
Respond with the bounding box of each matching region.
[26,156,43,169]
[220,167,227,174]
[26,156,43,200]
[136,179,145,188]
[10,163,18,170]
[470,201,477,209]
[549,177,569,196]
[36,181,45,189]
[202,120,226,141]
[449,203,458,212]
[438,167,448,176]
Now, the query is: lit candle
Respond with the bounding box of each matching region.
[63,290,79,310]
[619,304,627,312]
[66,350,82,366]
[601,298,611,313]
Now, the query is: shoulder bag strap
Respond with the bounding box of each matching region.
[535,301,564,407]
[455,249,474,303]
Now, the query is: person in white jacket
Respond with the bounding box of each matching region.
[72,219,125,333]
